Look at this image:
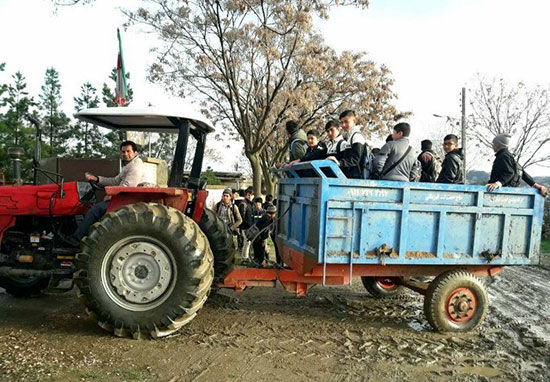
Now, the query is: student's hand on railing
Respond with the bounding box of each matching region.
[326,156,340,166]
[486,182,501,192]
[288,159,300,167]
[534,183,547,196]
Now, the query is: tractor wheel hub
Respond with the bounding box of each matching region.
[107,239,173,307]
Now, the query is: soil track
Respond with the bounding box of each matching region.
[0,265,549,381]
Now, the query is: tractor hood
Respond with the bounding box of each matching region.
[74,106,215,135]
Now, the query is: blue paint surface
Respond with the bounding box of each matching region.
[275,160,544,266]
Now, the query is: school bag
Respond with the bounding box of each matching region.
[350,131,374,179]
[423,151,442,182]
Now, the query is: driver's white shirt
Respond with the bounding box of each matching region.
[97,156,146,187]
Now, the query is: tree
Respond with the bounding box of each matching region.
[127,0,404,195]
[39,67,71,156]
[73,82,106,157]
[0,70,37,181]
[468,76,550,169]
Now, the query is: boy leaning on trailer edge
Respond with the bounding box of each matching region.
[486,133,547,195]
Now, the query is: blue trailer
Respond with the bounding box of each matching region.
[220,160,544,332]
[254,159,543,332]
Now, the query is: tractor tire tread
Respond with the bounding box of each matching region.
[74,202,213,339]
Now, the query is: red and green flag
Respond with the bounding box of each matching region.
[115,28,128,106]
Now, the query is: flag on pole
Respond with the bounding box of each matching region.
[114,28,128,106]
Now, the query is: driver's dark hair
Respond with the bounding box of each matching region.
[120,140,137,152]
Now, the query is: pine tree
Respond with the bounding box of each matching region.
[0,70,37,181]
[39,67,70,156]
[73,82,104,157]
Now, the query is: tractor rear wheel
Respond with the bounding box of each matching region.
[74,203,213,339]
[0,275,50,297]
[361,276,403,298]
[424,270,488,332]
[199,208,235,280]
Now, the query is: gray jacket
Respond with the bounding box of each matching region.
[98,156,146,187]
[373,138,421,182]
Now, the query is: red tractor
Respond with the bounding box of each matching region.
[0,108,234,338]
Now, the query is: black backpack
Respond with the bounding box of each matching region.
[350,131,374,179]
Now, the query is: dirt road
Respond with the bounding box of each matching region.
[1,265,549,381]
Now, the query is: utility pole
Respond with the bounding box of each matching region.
[461,87,467,183]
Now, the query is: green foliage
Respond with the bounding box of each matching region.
[202,167,221,185]
[0,70,37,182]
[72,82,111,158]
[39,67,71,156]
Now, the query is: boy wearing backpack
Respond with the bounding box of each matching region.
[285,120,308,161]
[215,188,243,234]
[373,122,421,182]
[418,140,442,182]
[326,110,366,179]
[324,120,345,156]
[486,133,546,195]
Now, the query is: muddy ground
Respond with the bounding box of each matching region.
[1,262,549,381]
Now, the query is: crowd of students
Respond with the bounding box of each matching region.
[215,110,547,267]
[215,187,280,268]
[282,109,547,195]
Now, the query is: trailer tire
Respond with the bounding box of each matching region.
[361,276,403,298]
[424,270,488,333]
[74,203,213,339]
[198,208,235,280]
[0,275,50,297]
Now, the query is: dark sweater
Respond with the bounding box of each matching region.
[437,149,464,184]
[488,148,535,187]
[301,142,328,162]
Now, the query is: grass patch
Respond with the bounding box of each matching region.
[80,370,104,379]
[541,238,550,253]
[77,367,153,381]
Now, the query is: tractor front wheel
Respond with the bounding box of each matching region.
[74,203,213,339]
[0,275,50,297]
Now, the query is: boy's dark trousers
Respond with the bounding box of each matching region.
[252,239,267,264]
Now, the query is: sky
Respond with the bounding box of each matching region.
[0,0,549,174]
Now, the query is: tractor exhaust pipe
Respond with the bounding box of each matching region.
[27,114,41,185]
[7,147,24,185]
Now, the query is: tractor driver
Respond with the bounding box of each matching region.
[65,141,145,245]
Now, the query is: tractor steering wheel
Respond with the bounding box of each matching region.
[89,180,105,191]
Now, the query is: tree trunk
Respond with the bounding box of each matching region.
[260,161,277,197]
[264,174,276,197]
[247,152,263,197]
[85,123,89,156]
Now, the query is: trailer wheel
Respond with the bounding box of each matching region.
[0,275,50,297]
[74,203,213,339]
[424,270,488,332]
[198,208,235,280]
[361,276,403,298]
